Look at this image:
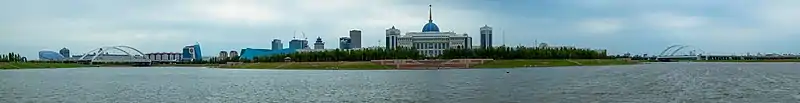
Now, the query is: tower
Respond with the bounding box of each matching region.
[219,51,228,60]
[289,39,303,49]
[59,48,70,58]
[385,26,401,49]
[193,43,202,61]
[271,39,283,50]
[349,29,361,48]
[229,50,238,58]
[182,44,201,62]
[339,37,352,49]
[480,25,493,48]
[314,37,325,49]
[300,39,309,49]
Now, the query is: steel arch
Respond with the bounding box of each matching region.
[669,46,691,56]
[660,45,686,56]
[78,46,149,62]
[659,45,706,56]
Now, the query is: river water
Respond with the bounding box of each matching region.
[2,62,800,102]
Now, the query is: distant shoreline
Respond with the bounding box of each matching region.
[0,62,90,69]
[17,59,800,70]
[216,59,640,70]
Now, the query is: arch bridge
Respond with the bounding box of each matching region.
[75,46,152,66]
[654,45,796,62]
[655,45,708,62]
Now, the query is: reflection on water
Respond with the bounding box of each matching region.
[2,63,800,102]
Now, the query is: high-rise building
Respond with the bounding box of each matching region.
[181,43,202,61]
[59,48,70,58]
[229,51,239,58]
[385,26,401,49]
[271,39,283,50]
[349,29,361,48]
[314,37,325,49]
[480,25,493,48]
[339,37,352,49]
[288,38,309,49]
[393,5,473,57]
[301,39,310,49]
[219,51,228,60]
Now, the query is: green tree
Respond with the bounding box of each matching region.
[252,47,422,62]
[440,46,608,59]
[0,52,26,62]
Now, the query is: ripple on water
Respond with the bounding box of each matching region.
[2,63,800,102]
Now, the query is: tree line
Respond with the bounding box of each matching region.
[233,46,609,63]
[208,56,242,64]
[0,53,26,62]
[249,47,423,62]
[438,46,609,59]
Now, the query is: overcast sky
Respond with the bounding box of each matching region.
[2,0,800,58]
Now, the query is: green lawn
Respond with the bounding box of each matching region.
[0,62,90,69]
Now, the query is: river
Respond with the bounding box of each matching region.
[2,62,800,102]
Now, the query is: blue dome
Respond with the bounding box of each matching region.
[422,22,440,32]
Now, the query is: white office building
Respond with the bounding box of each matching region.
[386,5,473,57]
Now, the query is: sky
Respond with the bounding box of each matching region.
[2,0,800,58]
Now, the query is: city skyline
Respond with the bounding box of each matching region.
[3,0,800,58]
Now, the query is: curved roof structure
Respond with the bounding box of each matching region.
[422,22,440,32]
[39,51,64,60]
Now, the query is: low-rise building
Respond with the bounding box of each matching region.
[145,52,182,61]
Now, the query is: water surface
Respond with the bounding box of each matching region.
[3,62,800,102]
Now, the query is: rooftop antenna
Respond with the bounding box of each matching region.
[293,30,297,39]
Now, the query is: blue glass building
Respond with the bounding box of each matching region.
[181,43,202,61]
[288,39,308,49]
[239,48,298,60]
[272,39,283,50]
[38,51,64,60]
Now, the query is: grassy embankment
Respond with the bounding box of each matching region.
[472,59,639,68]
[219,59,639,70]
[696,59,800,62]
[0,62,90,69]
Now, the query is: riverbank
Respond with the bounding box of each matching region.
[472,59,639,68]
[218,59,639,70]
[218,62,392,70]
[0,62,90,69]
[1,59,638,70]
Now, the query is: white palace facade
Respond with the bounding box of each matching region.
[385,5,472,57]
